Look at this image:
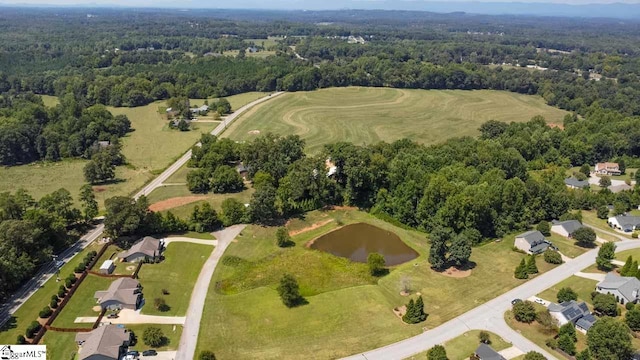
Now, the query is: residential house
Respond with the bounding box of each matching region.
[610,183,633,194]
[564,177,589,189]
[94,278,142,311]
[595,162,621,176]
[551,220,584,238]
[190,105,209,114]
[514,230,551,254]
[236,163,249,180]
[548,300,597,333]
[99,260,115,275]
[75,324,131,360]
[246,46,258,53]
[475,343,506,360]
[596,272,640,305]
[118,236,162,263]
[608,215,640,232]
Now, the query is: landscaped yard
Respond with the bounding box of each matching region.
[582,210,630,240]
[196,209,564,359]
[537,276,598,305]
[93,244,136,275]
[138,242,213,316]
[548,234,590,259]
[53,275,114,328]
[404,330,511,360]
[224,87,570,154]
[0,241,103,344]
[41,331,78,360]
[127,324,183,352]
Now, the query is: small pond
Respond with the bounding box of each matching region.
[309,222,418,266]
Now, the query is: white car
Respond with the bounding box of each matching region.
[534,298,546,305]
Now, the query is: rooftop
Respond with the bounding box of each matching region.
[475,343,506,360]
[516,230,546,245]
[94,278,140,307]
[118,236,161,259]
[564,177,589,188]
[598,272,640,302]
[75,324,129,360]
[551,220,584,235]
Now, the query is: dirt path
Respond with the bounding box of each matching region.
[289,219,334,237]
[149,196,208,212]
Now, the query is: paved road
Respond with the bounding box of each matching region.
[135,92,284,198]
[175,225,246,360]
[0,222,105,327]
[0,92,282,328]
[344,234,638,360]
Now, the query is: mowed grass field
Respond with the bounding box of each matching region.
[196,209,577,359]
[0,93,265,207]
[405,330,511,360]
[225,87,570,154]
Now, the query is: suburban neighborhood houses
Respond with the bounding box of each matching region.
[94,278,143,311]
[548,300,596,333]
[75,324,131,360]
[474,343,507,360]
[118,237,163,263]
[608,215,640,233]
[514,230,552,254]
[550,220,583,238]
[596,272,640,305]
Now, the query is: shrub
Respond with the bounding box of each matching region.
[277,274,305,308]
[154,297,170,312]
[545,338,558,349]
[523,351,546,360]
[367,252,386,276]
[537,221,551,236]
[513,301,536,323]
[142,327,165,347]
[543,249,563,264]
[557,287,578,303]
[50,299,58,309]
[426,345,448,360]
[25,321,41,338]
[479,331,491,344]
[16,335,26,344]
[162,288,170,295]
[65,278,72,288]
[39,307,53,319]
[57,287,66,298]
[51,295,59,302]
[633,231,639,239]
[626,302,636,311]
[199,351,217,360]
[275,227,292,248]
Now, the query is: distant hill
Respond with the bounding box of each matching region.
[2,1,640,19]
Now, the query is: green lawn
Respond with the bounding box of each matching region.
[148,186,254,220]
[547,234,589,259]
[224,87,570,154]
[0,241,103,344]
[244,37,283,49]
[405,330,512,360]
[40,95,60,107]
[94,245,135,275]
[537,276,598,304]
[167,231,216,240]
[196,209,562,359]
[127,324,183,351]
[138,242,213,316]
[616,249,640,262]
[164,164,192,184]
[53,275,114,328]
[581,210,631,240]
[189,92,268,112]
[41,331,78,360]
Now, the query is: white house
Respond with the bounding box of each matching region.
[514,230,551,254]
[548,300,596,333]
[595,162,621,176]
[608,215,640,233]
[596,272,640,305]
[551,220,584,238]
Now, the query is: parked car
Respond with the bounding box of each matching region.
[511,299,522,305]
[55,260,65,268]
[142,349,158,356]
[126,350,140,357]
[534,298,546,305]
[107,313,118,319]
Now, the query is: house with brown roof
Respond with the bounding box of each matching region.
[75,324,131,360]
[94,278,142,311]
[595,162,621,176]
[118,236,162,263]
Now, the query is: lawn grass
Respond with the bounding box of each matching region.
[404,330,512,360]
[0,241,103,344]
[164,164,192,184]
[547,234,590,259]
[41,331,78,360]
[224,87,570,154]
[166,231,216,240]
[196,209,562,359]
[52,274,114,328]
[616,249,640,262]
[138,242,213,316]
[581,210,631,240]
[223,50,277,58]
[243,37,282,49]
[148,186,254,219]
[537,276,598,304]
[190,92,268,112]
[127,324,183,351]
[94,244,135,275]
[40,95,60,107]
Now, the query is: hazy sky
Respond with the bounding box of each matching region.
[1,0,639,5]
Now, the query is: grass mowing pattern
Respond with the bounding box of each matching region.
[225,87,570,154]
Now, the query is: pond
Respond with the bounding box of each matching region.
[309,223,418,266]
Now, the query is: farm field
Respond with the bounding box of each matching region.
[224,87,570,154]
[195,209,579,359]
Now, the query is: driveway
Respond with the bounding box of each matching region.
[175,225,246,360]
[163,237,218,247]
[499,346,524,359]
[75,309,185,325]
[574,272,606,281]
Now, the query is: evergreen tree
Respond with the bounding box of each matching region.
[426,345,448,360]
[526,255,538,274]
[79,184,98,221]
[402,296,427,324]
[631,260,639,278]
[620,256,633,276]
[277,273,304,308]
[515,258,529,279]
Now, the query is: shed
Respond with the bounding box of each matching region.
[99,260,115,275]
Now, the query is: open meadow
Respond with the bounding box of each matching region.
[0,93,265,207]
[195,209,582,359]
[224,87,570,154]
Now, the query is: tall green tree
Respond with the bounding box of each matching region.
[587,317,633,360]
[557,287,578,303]
[367,252,386,276]
[428,226,450,270]
[448,233,472,267]
[426,345,448,360]
[596,242,616,271]
[514,258,529,279]
[573,227,596,247]
[620,256,634,276]
[275,227,292,248]
[277,273,304,308]
[526,255,538,274]
[79,184,98,221]
[625,307,640,331]
[248,183,278,224]
[221,198,246,226]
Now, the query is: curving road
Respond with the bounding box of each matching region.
[0,92,282,329]
[343,230,634,360]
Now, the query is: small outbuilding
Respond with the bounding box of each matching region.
[99,260,115,275]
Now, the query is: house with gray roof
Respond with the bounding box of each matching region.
[118,236,162,263]
[94,278,142,311]
[548,300,596,333]
[608,215,640,233]
[514,230,551,254]
[564,177,589,189]
[75,324,131,360]
[610,183,633,194]
[596,272,640,305]
[551,220,584,238]
[475,343,506,360]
